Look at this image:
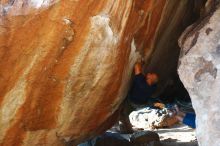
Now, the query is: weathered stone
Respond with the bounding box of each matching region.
[0,0,205,145]
[130,131,160,145]
[178,5,220,146]
[129,107,178,129]
[77,132,132,146]
[94,132,132,146]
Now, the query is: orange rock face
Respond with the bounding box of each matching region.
[0,0,201,145]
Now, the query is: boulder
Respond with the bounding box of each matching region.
[129,107,178,129]
[77,132,132,146]
[130,131,161,146]
[95,132,132,146]
[178,4,220,146]
[0,0,205,145]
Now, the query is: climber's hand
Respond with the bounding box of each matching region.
[134,62,142,75]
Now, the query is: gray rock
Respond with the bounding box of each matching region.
[94,132,132,146]
[178,5,220,146]
[77,132,131,146]
[130,131,161,146]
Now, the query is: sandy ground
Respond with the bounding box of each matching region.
[155,124,198,146]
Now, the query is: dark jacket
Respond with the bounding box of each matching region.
[129,73,157,104]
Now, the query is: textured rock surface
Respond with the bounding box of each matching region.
[178,5,220,146]
[94,133,132,146]
[130,131,160,145]
[0,0,205,146]
[129,107,178,129]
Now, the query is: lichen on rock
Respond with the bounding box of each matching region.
[178,5,220,146]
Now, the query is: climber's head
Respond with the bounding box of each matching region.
[146,73,159,86]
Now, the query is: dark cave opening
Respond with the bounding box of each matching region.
[157,73,191,105]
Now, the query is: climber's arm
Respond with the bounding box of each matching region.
[134,62,142,75]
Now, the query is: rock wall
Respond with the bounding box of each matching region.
[144,0,200,96]
[178,4,220,146]
[0,0,205,146]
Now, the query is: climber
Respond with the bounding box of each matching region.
[118,61,159,133]
[128,61,159,104]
